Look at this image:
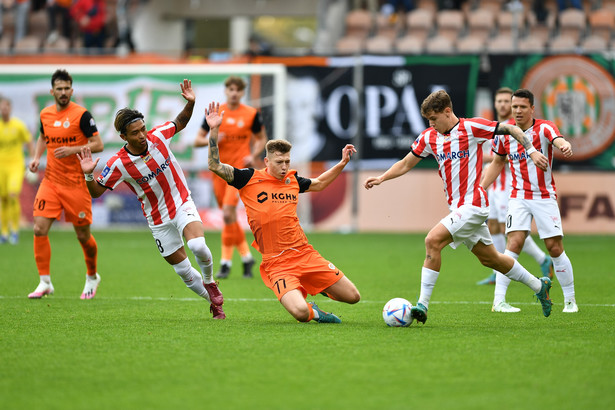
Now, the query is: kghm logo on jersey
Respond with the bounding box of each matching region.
[256,191,297,204]
[522,56,615,161]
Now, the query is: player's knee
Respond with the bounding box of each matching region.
[222,214,235,225]
[187,237,212,262]
[346,288,361,304]
[33,223,48,237]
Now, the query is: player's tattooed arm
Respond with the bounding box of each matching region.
[496,122,548,171]
[496,123,535,152]
[208,135,235,183]
[206,102,234,183]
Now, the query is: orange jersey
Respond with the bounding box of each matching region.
[39,102,99,187]
[230,168,311,257]
[201,103,263,168]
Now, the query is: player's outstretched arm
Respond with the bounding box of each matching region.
[206,102,234,183]
[77,146,108,198]
[553,137,573,158]
[498,123,548,171]
[307,144,356,192]
[173,79,195,133]
[364,151,420,190]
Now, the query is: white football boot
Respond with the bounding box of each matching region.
[492,301,521,313]
[28,281,54,299]
[81,273,101,300]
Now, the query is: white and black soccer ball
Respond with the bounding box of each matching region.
[382,297,414,327]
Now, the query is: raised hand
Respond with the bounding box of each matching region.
[205,102,224,129]
[76,146,100,174]
[180,79,195,103]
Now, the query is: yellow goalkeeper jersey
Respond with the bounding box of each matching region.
[0,117,31,164]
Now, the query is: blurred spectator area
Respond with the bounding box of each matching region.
[0,0,124,54]
[1,0,615,57]
[335,0,615,55]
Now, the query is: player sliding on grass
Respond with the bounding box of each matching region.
[77,79,225,319]
[206,101,360,323]
[364,89,553,324]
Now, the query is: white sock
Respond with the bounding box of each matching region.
[187,237,214,283]
[493,250,517,305]
[220,260,232,267]
[552,250,575,302]
[522,235,546,264]
[504,259,541,293]
[312,307,319,320]
[417,267,439,310]
[172,258,210,302]
[492,233,506,253]
[40,275,51,284]
[241,254,253,263]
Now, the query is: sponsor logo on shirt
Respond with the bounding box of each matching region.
[101,166,111,178]
[136,156,172,184]
[436,149,470,163]
[256,191,297,204]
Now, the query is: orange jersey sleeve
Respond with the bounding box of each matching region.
[39,102,99,187]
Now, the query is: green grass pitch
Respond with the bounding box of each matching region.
[1,230,614,409]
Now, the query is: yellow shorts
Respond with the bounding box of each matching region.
[33,178,92,226]
[0,162,25,196]
[259,244,345,300]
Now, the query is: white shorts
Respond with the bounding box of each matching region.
[505,198,563,239]
[488,188,509,223]
[149,200,203,257]
[440,205,492,250]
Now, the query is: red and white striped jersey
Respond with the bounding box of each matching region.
[97,121,191,225]
[492,118,560,200]
[411,117,498,209]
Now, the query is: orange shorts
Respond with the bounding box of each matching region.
[259,244,345,300]
[213,176,240,208]
[33,178,92,226]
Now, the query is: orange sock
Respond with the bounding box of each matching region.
[238,240,251,258]
[33,235,51,276]
[306,302,315,322]
[221,224,234,247]
[79,235,98,276]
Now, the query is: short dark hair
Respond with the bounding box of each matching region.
[51,69,72,87]
[420,90,452,117]
[513,88,534,106]
[114,108,145,135]
[266,139,292,156]
[224,76,246,91]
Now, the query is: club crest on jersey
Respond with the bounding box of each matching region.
[285,178,290,184]
[142,154,152,163]
[63,120,70,128]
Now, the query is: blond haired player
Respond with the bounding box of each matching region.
[206,101,360,323]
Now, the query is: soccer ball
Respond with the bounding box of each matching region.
[382,298,414,327]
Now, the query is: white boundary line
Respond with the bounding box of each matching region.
[1,295,614,307]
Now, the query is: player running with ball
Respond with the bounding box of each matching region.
[364,90,554,324]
